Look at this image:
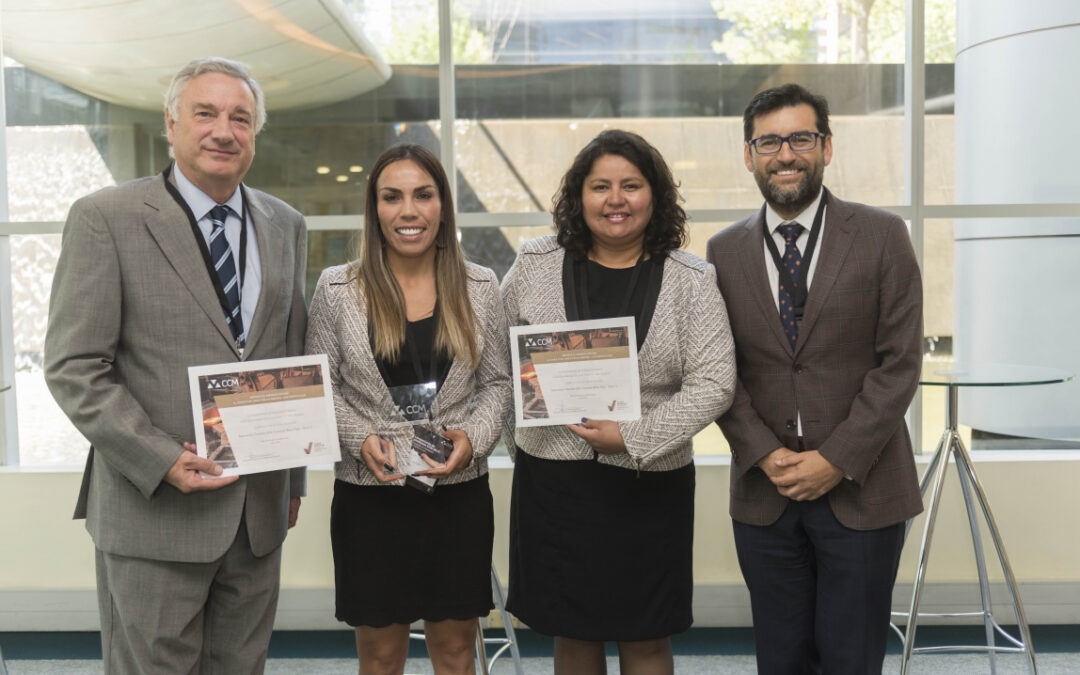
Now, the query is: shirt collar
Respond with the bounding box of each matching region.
[172,163,243,221]
[765,186,825,234]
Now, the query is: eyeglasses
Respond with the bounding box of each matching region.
[748,131,827,155]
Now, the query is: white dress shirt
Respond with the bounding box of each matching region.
[760,187,826,441]
[762,187,826,311]
[173,164,262,345]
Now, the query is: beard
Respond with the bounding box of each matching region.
[753,158,824,216]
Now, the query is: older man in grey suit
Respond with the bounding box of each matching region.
[44,57,307,674]
[707,84,923,674]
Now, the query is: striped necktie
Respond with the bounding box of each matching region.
[777,221,804,349]
[208,205,244,348]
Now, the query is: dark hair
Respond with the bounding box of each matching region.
[552,129,687,260]
[743,83,832,142]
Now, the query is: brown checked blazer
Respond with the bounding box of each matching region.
[706,189,924,531]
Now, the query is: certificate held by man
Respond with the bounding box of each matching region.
[510,318,641,427]
[188,354,341,476]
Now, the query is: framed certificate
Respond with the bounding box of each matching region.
[510,318,641,427]
[188,354,341,476]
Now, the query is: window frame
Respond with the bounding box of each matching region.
[4,0,1080,465]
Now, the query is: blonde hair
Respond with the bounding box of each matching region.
[355,144,479,369]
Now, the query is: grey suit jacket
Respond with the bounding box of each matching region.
[44,169,308,562]
[501,236,736,472]
[304,262,511,486]
[707,190,923,531]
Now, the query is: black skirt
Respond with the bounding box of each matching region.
[507,450,695,642]
[332,475,495,627]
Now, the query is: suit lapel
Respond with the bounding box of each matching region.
[142,176,236,349]
[241,190,286,358]
[794,190,856,357]
[737,210,795,356]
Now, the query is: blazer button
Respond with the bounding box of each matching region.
[785,420,796,430]
[793,364,804,374]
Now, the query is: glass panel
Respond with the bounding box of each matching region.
[9,234,88,466]
[925,0,957,64]
[3,0,441,220]
[924,0,956,205]
[921,217,958,451]
[342,0,441,65]
[453,2,907,214]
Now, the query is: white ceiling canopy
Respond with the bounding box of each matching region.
[2,0,392,111]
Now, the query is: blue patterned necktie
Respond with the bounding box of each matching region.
[777,222,805,349]
[208,205,244,348]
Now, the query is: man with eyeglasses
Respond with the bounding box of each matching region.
[706,83,924,673]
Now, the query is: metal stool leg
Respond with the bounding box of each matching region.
[900,425,956,675]
[953,443,1038,674]
[901,384,1039,675]
[954,442,999,674]
[891,429,951,645]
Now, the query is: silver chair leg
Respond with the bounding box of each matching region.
[476,618,491,675]
[0,644,8,675]
[900,428,955,675]
[954,439,999,675]
[952,442,1039,674]
[489,566,524,674]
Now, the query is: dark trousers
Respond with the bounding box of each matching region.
[733,497,905,675]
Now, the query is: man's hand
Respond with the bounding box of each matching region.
[769,450,845,501]
[567,418,627,454]
[756,446,798,479]
[416,428,473,478]
[288,497,301,528]
[361,434,403,483]
[165,443,239,493]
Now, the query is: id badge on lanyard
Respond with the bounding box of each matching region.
[380,322,453,493]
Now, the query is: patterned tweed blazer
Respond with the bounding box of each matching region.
[501,236,736,472]
[306,262,511,486]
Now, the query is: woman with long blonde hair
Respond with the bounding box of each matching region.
[307,144,511,675]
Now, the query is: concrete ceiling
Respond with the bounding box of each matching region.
[2,0,392,111]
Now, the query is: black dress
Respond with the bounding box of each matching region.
[332,315,495,627]
[507,256,696,642]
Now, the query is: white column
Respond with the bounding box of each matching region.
[953,1,1080,440]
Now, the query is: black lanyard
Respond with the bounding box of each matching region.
[563,250,660,351]
[762,192,826,319]
[162,164,250,344]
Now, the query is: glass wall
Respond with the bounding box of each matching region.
[2,1,1074,466]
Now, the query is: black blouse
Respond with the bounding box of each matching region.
[563,253,665,349]
[373,314,452,390]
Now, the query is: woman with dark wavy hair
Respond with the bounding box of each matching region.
[502,129,737,674]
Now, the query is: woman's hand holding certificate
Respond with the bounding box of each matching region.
[567,418,627,454]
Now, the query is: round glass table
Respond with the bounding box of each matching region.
[898,363,1073,675]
